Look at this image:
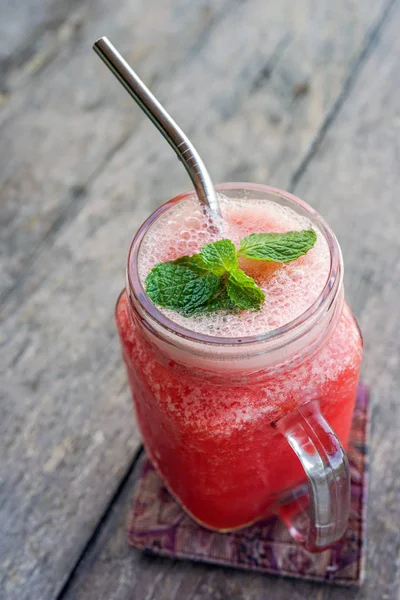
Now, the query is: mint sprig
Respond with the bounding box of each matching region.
[188,285,237,315]
[200,239,238,276]
[145,229,316,315]
[226,268,265,310]
[238,230,317,262]
[145,261,221,315]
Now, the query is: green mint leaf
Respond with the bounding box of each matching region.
[238,229,317,263]
[200,239,238,277]
[226,268,265,311]
[145,229,316,315]
[146,262,221,313]
[205,288,238,312]
[173,253,209,273]
[183,286,238,316]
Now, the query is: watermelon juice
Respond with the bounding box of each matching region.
[116,184,362,546]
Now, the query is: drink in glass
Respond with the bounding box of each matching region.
[116,184,363,551]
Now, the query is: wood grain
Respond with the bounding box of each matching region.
[0,0,390,306]
[0,0,235,300]
[61,1,400,600]
[0,0,82,67]
[0,0,397,598]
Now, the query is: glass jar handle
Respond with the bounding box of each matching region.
[275,400,350,551]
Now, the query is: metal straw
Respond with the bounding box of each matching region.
[93,37,221,217]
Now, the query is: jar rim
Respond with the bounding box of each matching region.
[126,183,342,349]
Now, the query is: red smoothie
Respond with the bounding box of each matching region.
[116,186,362,531]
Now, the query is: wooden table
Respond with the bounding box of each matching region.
[1,1,399,598]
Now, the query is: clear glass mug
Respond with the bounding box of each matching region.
[115,184,363,552]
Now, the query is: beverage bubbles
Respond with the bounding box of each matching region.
[138,194,330,337]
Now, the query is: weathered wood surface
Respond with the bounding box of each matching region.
[61,1,400,598]
[1,0,399,599]
[1,0,392,305]
[0,0,81,66]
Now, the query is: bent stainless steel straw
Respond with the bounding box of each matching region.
[93,37,221,217]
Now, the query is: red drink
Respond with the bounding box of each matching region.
[116,184,362,542]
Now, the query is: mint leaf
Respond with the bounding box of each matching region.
[145,228,316,315]
[238,229,317,263]
[146,262,220,313]
[205,288,238,312]
[184,286,238,316]
[200,239,238,277]
[226,268,265,311]
[173,254,208,271]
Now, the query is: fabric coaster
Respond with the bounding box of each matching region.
[127,384,369,585]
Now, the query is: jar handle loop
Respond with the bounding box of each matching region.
[275,400,350,551]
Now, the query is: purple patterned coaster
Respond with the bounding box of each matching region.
[127,384,369,585]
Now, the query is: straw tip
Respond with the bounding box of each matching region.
[93,36,108,51]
